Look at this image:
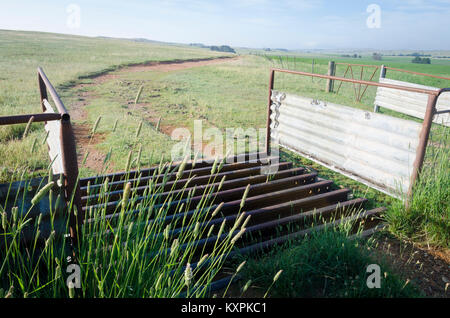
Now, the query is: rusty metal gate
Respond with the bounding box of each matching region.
[266,68,449,203]
[374,65,450,126]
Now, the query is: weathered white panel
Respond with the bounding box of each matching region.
[375,78,450,126]
[270,91,422,197]
[43,100,64,174]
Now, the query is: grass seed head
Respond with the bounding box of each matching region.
[122,182,132,210]
[193,222,200,237]
[240,184,250,209]
[176,155,188,179]
[163,224,171,240]
[31,181,55,206]
[198,254,209,267]
[170,239,179,257]
[218,175,226,191]
[103,177,109,193]
[207,224,215,237]
[233,212,246,232]
[112,119,118,132]
[231,228,246,244]
[217,219,226,238]
[134,85,144,104]
[1,211,7,231]
[155,273,163,290]
[137,144,142,169]
[273,270,283,282]
[192,151,200,168]
[184,263,193,287]
[210,156,219,175]
[45,230,55,249]
[5,285,14,298]
[91,116,102,135]
[236,261,246,274]
[125,150,133,172]
[211,202,223,218]
[23,116,34,138]
[68,282,75,298]
[135,120,143,138]
[241,215,251,230]
[55,264,61,279]
[242,280,252,294]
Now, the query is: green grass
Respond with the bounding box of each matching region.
[385,125,450,248]
[1,30,448,298]
[0,29,230,179]
[58,50,449,252]
[0,156,242,298]
[75,96,177,178]
[237,226,421,298]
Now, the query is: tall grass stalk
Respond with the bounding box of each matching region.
[386,125,449,248]
[0,156,241,298]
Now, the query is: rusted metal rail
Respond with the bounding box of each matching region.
[384,66,450,81]
[335,63,380,102]
[0,68,82,249]
[375,65,450,126]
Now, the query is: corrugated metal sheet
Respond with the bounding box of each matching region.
[270,90,422,198]
[43,100,64,174]
[375,78,450,126]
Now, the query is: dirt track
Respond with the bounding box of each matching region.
[69,56,240,172]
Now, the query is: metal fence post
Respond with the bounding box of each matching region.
[374,65,386,112]
[60,115,83,248]
[266,70,275,156]
[406,93,437,209]
[326,61,335,92]
[38,73,48,113]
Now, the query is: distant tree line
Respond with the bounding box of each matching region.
[341,54,362,58]
[372,52,382,60]
[210,45,236,53]
[412,56,431,64]
[395,52,432,57]
[263,48,289,52]
[189,43,236,54]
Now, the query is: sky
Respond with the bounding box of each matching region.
[0,0,449,50]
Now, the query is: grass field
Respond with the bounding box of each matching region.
[0,30,449,297]
[236,227,421,298]
[0,29,230,179]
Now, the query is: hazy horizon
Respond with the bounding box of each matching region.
[1,0,450,51]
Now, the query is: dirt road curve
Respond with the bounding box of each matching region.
[70,56,240,172]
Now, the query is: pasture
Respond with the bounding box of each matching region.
[0,30,449,298]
